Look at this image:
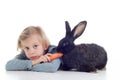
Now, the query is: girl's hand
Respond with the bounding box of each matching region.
[45,53,52,62]
[32,53,52,65]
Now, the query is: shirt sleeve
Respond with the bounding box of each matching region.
[31,58,61,72]
[5,58,32,71]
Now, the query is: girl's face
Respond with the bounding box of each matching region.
[21,34,45,60]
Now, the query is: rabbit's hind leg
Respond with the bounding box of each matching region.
[96,65,106,70]
[60,64,71,71]
[77,65,97,72]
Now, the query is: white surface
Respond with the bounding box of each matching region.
[1,71,107,80]
[0,0,120,80]
[0,64,120,80]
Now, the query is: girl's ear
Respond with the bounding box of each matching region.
[65,21,71,36]
[71,21,87,40]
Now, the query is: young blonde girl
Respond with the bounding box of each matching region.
[6,26,62,72]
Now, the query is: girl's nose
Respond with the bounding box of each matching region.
[29,48,35,54]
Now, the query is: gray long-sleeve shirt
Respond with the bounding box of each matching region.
[5,45,61,72]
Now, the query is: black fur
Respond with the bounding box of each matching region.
[57,21,107,72]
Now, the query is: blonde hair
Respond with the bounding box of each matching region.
[17,26,50,51]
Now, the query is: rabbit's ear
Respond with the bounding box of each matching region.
[71,21,87,40]
[65,21,71,36]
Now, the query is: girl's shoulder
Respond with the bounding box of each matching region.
[15,52,29,60]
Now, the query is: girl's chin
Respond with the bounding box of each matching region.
[30,56,40,60]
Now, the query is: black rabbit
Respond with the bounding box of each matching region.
[57,21,107,72]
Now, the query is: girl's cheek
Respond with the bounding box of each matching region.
[38,51,44,56]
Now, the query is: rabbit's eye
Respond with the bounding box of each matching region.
[63,42,68,46]
[63,43,66,46]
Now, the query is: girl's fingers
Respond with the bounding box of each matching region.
[45,53,52,61]
[40,55,49,63]
[44,55,51,62]
[46,53,52,56]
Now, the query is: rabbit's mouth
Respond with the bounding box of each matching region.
[57,47,65,53]
[57,47,70,54]
[57,47,63,52]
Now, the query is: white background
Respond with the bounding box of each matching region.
[0,0,120,80]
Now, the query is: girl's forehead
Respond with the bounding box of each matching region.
[21,34,42,46]
[25,34,41,41]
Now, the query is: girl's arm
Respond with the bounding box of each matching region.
[5,59,32,71]
[5,56,61,72]
[31,58,61,72]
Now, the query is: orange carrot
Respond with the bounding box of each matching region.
[48,52,63,61]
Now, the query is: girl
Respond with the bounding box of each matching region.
[5,26,62,72]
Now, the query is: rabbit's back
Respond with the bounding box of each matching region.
[77,44,107,66]
[61,43,107,72]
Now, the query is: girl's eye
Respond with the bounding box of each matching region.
[25,47,29,50]
[33,45,38,49]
